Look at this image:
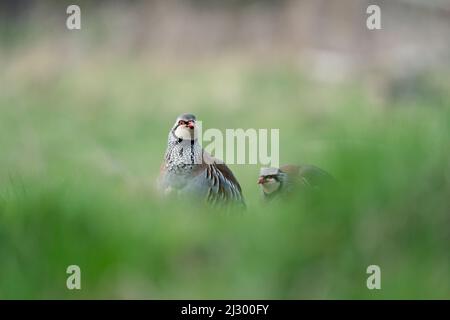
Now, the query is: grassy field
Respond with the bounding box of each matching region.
[0,56,449,299]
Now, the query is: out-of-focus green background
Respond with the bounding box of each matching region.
[0,0,449,299]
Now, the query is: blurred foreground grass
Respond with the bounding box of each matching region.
[0,59,449,299]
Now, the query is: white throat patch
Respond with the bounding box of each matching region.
[174,126,197,141]
[261,180,280,194]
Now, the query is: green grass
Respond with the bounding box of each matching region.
[1,59,449,299]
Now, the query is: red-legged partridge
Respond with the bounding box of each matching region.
[158,113,245,208]
[258,164,335,201]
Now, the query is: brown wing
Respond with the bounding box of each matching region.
[159,161,166,174]
[281,164,335,189]
[157,160,168,193]
[279,164,300,176]
[198,151,246,207]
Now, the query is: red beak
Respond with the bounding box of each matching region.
[257,177,265,184]
[187,121,195,129]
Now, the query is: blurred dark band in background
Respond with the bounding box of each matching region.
[1,0,449,106]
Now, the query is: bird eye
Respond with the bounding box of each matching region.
[178,120,185,125]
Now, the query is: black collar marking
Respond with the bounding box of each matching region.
[171,127,197,144]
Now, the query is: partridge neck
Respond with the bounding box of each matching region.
[165,139,203,172]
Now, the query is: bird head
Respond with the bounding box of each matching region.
[170,113,198,142]
[258,167,282,194]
